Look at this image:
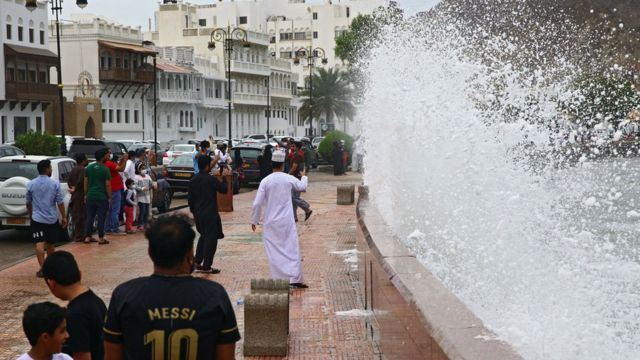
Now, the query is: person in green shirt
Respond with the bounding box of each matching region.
[82,148,112,245]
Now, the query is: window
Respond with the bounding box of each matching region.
[198,19,207,27]
[18,26,23,41]
[38,70,47,83]
[6,24,12,40]
[125,110,130,124]
[239,16,248,25]
[39,30,44,45]
[180,111,184,127]
[116,109,121,123]
[36,117,42,133]
[190,112,194,127]
[347,7,350,18]
[29,28,34,43]
[313,12,318,20]
[294,32,306,40]
[280,51,292,59]
[313,31,318,39]
[166,115,171,128]
[270,36,276,44]
[185,15,189,28]
[102,109,107,123]
[109,109,114,123]
[134,110,139,124]
[279,32,293,41]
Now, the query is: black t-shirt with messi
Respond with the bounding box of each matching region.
[104,275,240,360]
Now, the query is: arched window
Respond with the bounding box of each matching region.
[28,20,34,43]
[39,22,45,45]
[180,111,184,127]
[5,15,12,40]
[190,112,194,128]
[17,18,24,41]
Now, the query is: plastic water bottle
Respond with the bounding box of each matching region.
[236,297,244,306]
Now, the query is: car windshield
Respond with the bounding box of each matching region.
[237,148,262,159]
[130,144,152,151]
[0,162,39,181]
[172,145,194,152]
[170,155,194,167]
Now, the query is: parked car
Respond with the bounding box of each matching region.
[0,156,75,238]
[128,143,154,154]
[162,144,196,165]
[233,145,266,186]
[148,166,172,213]
[311,136,324,149]
[165,154,195,193]
[68,139,127,161]
[0,145,25,158]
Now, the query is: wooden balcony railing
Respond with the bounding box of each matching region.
[99,68,154,84]
[5,81,58,102]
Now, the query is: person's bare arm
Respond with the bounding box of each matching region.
[26,203,32,217]
[72,352,92,360]
[104,341,123,360]
[115,154,128,172]
[215,343,236,360]
[58,203,67,228]
[83,177,89,202]
[106,181,112,202]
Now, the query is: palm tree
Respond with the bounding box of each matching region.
[298,67,355,130]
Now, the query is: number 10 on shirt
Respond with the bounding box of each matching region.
[144,328,199,360]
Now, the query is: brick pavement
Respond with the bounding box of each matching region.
[0,171,379,359]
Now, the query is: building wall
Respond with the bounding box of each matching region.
[0,0,52,143]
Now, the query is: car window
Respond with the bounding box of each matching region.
[238,148,262,159]
[170,155,194,167]
[0,162,39,180]
[58,161,72,183]
[14,147,25,156]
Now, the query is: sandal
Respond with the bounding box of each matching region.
[98,239,110,245]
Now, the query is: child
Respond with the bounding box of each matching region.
[134,164,156,231]
[18,302,72,360]
[124,179,137,234]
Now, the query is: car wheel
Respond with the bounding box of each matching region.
[159,191,172,213]
[66,211,74,242]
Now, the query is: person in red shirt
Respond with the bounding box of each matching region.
[288,141,312,222]
[104,150,127,236]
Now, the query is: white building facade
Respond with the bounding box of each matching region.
[149,0,386,137]
[0,0,57,143]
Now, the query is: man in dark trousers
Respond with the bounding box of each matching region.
[188,154,227,274]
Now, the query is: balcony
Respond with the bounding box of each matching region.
[99,68,154,84]
[270,87,292,99]
[233,93,268,106]
[202,96,227,108]
[230,60,270,76]
[270,58,292,71]
[5,82,58,102]
[159,89,200,103]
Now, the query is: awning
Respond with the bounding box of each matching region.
[4,44,58,64]
[98,40,157,56]
[156,62,192,74]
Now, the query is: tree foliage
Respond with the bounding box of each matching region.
[15,131,61,156]
[334,2,404,101]
[318,130,354,163]
[298,67,355,126]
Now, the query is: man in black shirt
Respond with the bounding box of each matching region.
[104,214,240,360]
[188,154,228,274]
[42,250,107,360]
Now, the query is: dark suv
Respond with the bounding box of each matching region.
[68,139,127,161]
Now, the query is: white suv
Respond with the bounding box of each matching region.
[0,156,76,236]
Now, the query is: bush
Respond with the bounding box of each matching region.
[318,130,354,163]
[15,131,61,156]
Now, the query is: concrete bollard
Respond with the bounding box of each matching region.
[251,278,290,294]
[243,294,289,357]
[337,184,355,205]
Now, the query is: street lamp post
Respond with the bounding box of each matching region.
[265,76,270,137]
[26,0,88,155]
[209,26,248,147]
[142,41,158,156]
[294,47,327,138]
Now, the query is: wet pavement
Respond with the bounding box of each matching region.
[0,170,375,359]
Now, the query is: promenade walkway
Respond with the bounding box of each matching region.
[0,171,377,359]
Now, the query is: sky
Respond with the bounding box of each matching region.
[61,0,441,29]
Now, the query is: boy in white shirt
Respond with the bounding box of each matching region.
[134,164,156,231]
[17,302,72,360]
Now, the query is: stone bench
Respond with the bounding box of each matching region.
[243,293,289,356]
[337,184,355,205]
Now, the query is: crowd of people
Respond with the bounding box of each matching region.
[19,136,318,359]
